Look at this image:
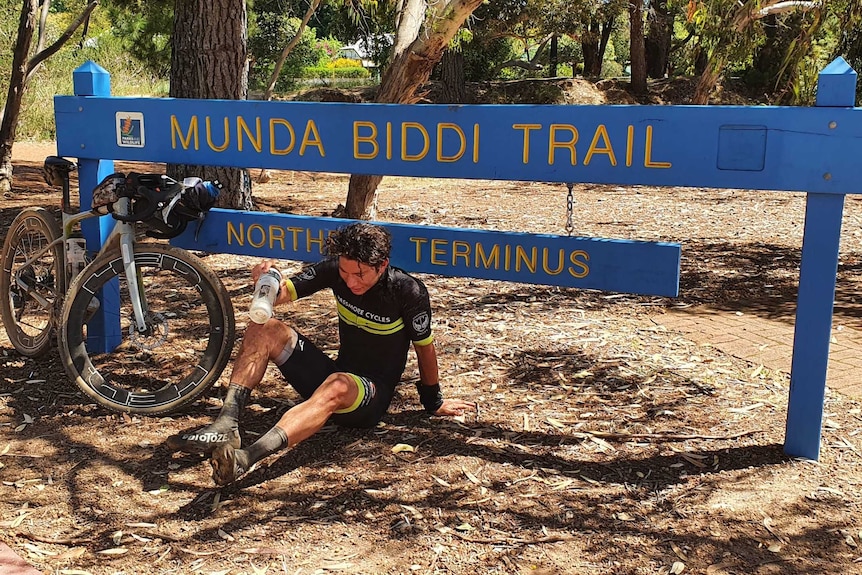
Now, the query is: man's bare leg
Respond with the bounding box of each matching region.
[167,319,294,453]
[211,372,359,485]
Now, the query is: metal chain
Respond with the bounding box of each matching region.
[565,182,575,236]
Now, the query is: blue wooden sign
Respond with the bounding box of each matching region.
[170,210,681,297]
[55,94,862,194]
[58,58,862,461]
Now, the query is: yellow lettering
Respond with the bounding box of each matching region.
[287,227,303,251]
[269,226,286,250]
[584,124,617,166]
[410,237,428,263]
[248,224,266,248]
[205,117,230,152]
[386,122,393,160]
[568,250,590,278]
[300,120,325,156]
[237,116,262,153]
[402,122,430,161]
[475,243,500,270]
[473,124,480,163]
[549,124,578,166]
[354,121,378,159]
[515,246,537,273]
[437,123,466,162]
[270,118,296,155]
[644,125,672,168]
[626,125,634,167]
[227,221,243,245]
[504,245,512,272]
[307,229,326,253]
[513,124,541,164]
[430,239,447,265]
[542,248,565,275]
[452,241,471,266]
[171,115,198,150]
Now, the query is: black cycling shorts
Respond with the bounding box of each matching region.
[277,331,392,428]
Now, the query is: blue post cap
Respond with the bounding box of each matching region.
[815,57,857,107]
[73,60,111,96]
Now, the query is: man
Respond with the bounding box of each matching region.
[168,222,475,485]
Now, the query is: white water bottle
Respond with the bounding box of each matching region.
[248,268,282,324]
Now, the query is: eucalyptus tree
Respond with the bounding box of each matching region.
[688,0,821,104]
[0,0,98,194]
[344,0,486,219]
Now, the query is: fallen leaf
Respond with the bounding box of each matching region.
[462,468,481,484]
[670,561,685,574]
[455,523,473,531]
[96,547,128,555]
[391,443,414,453]
[53,547,87,561]
[218,528,235,541]
[431,475,451,487]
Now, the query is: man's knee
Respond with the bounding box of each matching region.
[241,320,295,360]
[313,373,358,411]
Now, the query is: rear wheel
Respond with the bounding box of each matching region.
[58,242,235,415]
[0,208,64,356]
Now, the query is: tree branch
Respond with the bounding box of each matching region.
[25,0,99,82]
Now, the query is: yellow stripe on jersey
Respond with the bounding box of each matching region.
[414,334,434,347]
[336,301,404,335]
[284,278,298,302]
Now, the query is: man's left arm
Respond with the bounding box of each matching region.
[413,341,476,416]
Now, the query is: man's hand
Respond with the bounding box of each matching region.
[434,398,477,417]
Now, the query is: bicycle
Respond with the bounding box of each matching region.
[0,156,236,415]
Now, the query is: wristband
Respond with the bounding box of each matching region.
[416,382,444,414]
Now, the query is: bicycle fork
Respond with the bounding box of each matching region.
[114,220,150,335]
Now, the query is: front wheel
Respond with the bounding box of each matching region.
[58,243,235,415]
[0,207,64,356]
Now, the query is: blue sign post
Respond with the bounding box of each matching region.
[56,58,862,460]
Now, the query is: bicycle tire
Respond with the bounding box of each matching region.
[0,207,65,357]
[58,242,235,415]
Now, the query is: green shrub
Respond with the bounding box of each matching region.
[300,66,370,79]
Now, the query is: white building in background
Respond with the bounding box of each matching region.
[339,34,394,77]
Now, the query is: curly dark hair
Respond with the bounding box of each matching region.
[326,223,392,267]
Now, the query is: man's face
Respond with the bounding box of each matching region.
[338,256,387,295]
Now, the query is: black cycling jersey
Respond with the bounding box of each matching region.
[284,258,433,389]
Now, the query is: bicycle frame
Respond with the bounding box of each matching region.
[13,200,151,335]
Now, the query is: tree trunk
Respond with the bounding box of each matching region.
[645,0,671,79]
[439,49,466,103]
[549,34,558,77]
[581,18,614,78]
[581,20,601,77]
[0,0,38,195]
[629,0,648,95]
[169,0,253,210]
[693,60,723,105]
[344,0,485,219]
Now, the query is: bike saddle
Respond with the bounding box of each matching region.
[43,156,77,187]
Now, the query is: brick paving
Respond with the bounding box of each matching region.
[0,542,42,575]
[657,306,862,399]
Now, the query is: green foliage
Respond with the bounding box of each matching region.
[300,65,369,79]
[103,1,174,76]
[249,14,329,92]
[0,0,166,140]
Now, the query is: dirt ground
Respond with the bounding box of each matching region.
[1,80,862,575]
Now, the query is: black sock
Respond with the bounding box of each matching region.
[244,427,289,467]
[207,383,251,433]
